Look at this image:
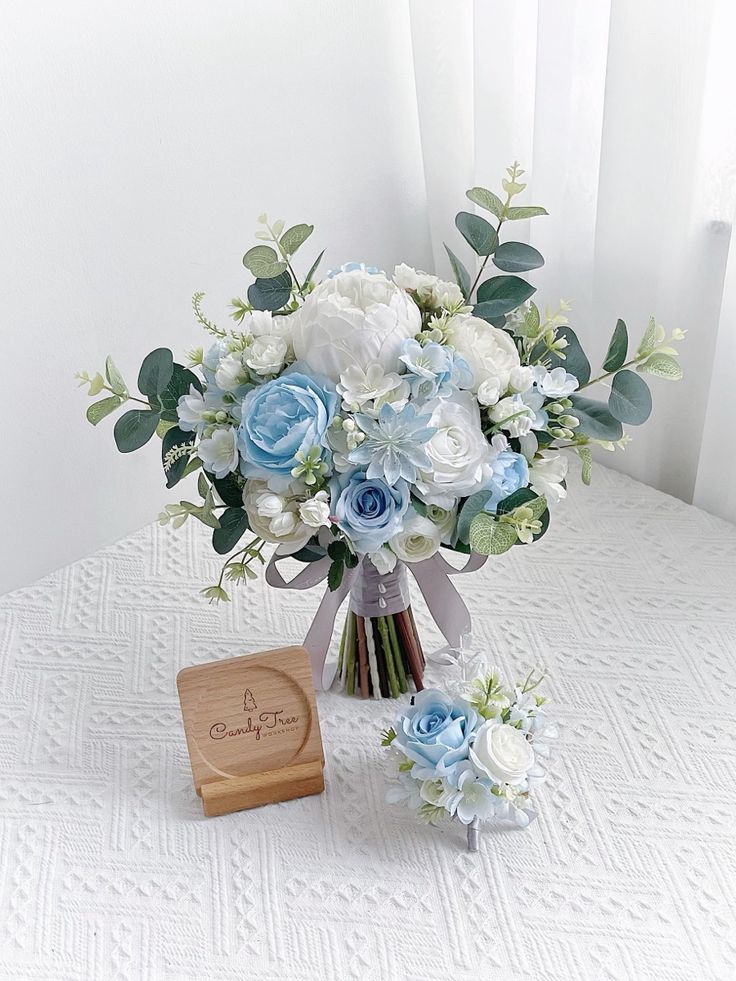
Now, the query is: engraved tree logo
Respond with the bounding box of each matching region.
[243,688,257,712]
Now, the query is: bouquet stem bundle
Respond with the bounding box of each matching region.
[336,607,425,698]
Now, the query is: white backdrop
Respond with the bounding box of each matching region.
[2,0,734,595]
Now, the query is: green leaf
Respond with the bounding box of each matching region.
[524,495,547,520]
[474,275,536,318]
[198,471,209,499]
[86,396,122,426]
[455,490,492,544]
[291,543,328,563]
[304,249,325,284]
[530,325,591,386]
[469,514,517,555]
[608,369,652,425]
[637,316,658,357]
[242,245,288,279]
[138,348,174,397]
[455,212,498,256]
[280,223,313,256]
[161,426,195,488]
[444,244,471,300]
[577,446,593,485]
[247,271,292,311]
[638,352,683,381]
[492,242,545,273]
[156,418,176,438]
[158,364,203,419]
[602,319,628,372]
[466,186,504,219]
[113,409,160,453]
[569,395,623,440]
[105,356,127,396]
[212,507,250,554]
[212,472,244,507]
[327,540,348,562]
[327,558,344,591]
[504,206,549,220]
[496,487,550,543]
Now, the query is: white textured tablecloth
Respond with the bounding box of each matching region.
[1,466,735,980]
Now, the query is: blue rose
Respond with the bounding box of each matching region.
[331,470,410,553]
[484,450,529,512]
[237,367,338,487]
[393,689,479,781]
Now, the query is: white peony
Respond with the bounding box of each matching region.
[470,720,535,786]
[215,353,248,392]
[368,547,398,575]
[298,491,331,529]
[415,391,495,508]
[291,268,421,381]
[445,314,520,395]
[529,451,568,505]
[393,264,464,309]
[242,480,313,553]
[197,427,239,479]
[389,512,442,563]
[245,335,288,376]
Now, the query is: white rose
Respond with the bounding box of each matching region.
[389,513,442,563]
[470,720,535,786]
[245,335,288,376]
[368,548,397,574]
[446,314,520,395]
[242,480,312,553]
[298,491,331,529]
[255,491,284,518]
[197,427,239,479]
[529,451,568,505]
[291,268,421,381]
[415,391,494,508]
[424,504,457,544]
[215,353,248,392]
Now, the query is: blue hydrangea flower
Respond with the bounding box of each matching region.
[331,470,410,553]
[327,261,379,277]
[348,401,436,486]
[237,368,338,488]
[484,450,529,512]
[392,689,479,781]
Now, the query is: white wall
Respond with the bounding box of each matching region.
[0,0,432,595]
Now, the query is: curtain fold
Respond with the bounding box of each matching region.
[409,0,736,520]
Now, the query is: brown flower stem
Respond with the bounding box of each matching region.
[356,614,370,698]
[407,605,426,668]
[396,608,424,691]
[345,610,357,696]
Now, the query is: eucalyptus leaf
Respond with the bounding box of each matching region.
[291,543,328,563]
[158,364,203,419]
[242,245,287,279]
[247,271,292,311]
[86,396,122,426]
[161,426,195,488]
[212,472,244,507]
[212,507,250,554]
[569,395,623,440]
[466,186,504,219]
[105,356,127,396]
[504,206,549,220]
[577,445,593,485]
[602,319,628,372]
[155,418,176,439]
[444,243,471,299]
[638,352,683,380]
[455,212,498,256]
[198,471,209,499]
[608,369,652,425]
[496,487,550,543]
[113,409,160,453]
[469,514,517,555]
[280,223,313,256]
[138,348,174,397]
[304,249,325,285]
[530,325,591,386]
[474,275,536,318]
[492,241,545,273]
[455,490,492,544]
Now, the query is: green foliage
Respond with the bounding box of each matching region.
[247,271,292,311]
[161,426,195,488]
[86,396,122,426]
[469,513,517,555]
[212,507,250,554]
[291,543,329,563]
[280,223,314,256]
[504,205,548,220]
[380,727,397,746]
[113,409,160,453]
[474,275,536,319]
[105,357,127,396]
[638,352,683,380]
[496,487,550,543]
[138,348,174,397]
[212,472,244,507]
[455,490,492,545]
[577,445,593,485]
[465,186,504,219]
[532,325,591,385]
[242,245,287,279]
[304,249,325,285]
[326,538,358,591]
[492,241,544,273]
[569,395,623,440]
[157,364,203,420]
[608,369,652,425]
[444,244,471,299]
[602,319,628,372]
[455,212,498,256]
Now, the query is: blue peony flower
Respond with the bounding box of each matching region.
[484,450,529,512]
[237,367,338,488]
[331,470,410,553]
[392,689,479,781]
[348,401,436,486]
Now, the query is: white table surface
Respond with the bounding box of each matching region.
[1,465,735,980]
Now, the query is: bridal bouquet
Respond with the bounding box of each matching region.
[77,163,684,695]
[382,667,555,848]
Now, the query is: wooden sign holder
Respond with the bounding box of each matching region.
[176,645,325,817]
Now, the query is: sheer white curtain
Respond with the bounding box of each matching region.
[410,0,736,521]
